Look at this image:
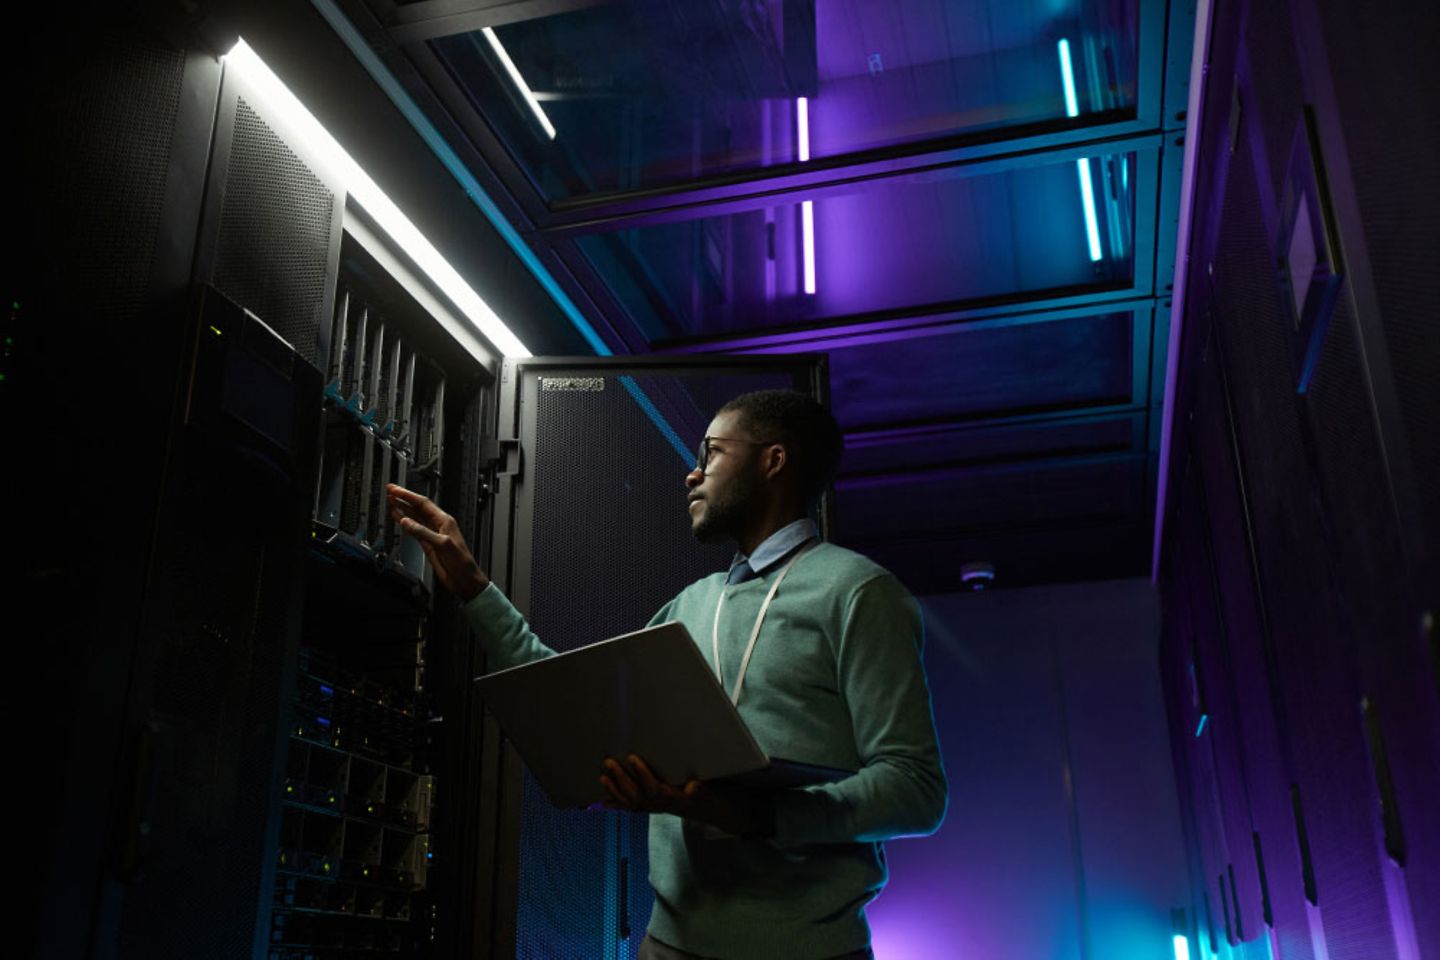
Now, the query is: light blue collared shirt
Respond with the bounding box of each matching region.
[726,517,819,584]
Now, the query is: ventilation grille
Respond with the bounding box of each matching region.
[213,98,335,367]
[36,38,183,323]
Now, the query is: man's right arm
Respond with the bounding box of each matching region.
[387,483,556,671]
[460,583,557,671]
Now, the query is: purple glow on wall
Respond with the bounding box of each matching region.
[858,583,1186,960]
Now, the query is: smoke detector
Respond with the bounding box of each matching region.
[960,561,996,591]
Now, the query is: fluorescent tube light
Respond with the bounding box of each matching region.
[801,200,816,294]
[222,38,530,357]
[1076,157,1103,261]
[1174,934,1192,960]
[1060,39,1102,260]
[797,98,815,294]
[482,27,557,140]
[1058,39,1080,117]
[797,96,811,161]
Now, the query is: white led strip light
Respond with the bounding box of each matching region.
[224,38,532,358]
[482,27,557,140]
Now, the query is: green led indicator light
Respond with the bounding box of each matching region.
[209,325,222,336]
[0,374,6,382]
[4,337,13,345]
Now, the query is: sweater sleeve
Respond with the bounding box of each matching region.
[460,582,557,671]
[463,584,682,671]
[770,574,948,846]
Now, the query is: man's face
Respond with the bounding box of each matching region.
[687,410,763,543]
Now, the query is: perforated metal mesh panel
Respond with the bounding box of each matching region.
[1210,135,1402,960]
[32,37,183,323]
[212,98,335,367]
[516,370,799,960]
[1313,0,1440,599]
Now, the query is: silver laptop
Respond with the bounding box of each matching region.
[473,621,851,809]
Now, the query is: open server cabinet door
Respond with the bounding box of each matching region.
[475,356,831,960]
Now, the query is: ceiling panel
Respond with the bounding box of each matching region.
[425,0,1140,201]
[837,456,1141,539]
[840,413,1142,477]
[572,151,1139,344]
[354,0,1191,587]
[828,312,1135,428]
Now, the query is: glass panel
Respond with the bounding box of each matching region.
[431,0,1140,200]
[828,312,1135,430]
[575,151,1137,344]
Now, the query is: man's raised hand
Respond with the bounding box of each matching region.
[387,483,489,601]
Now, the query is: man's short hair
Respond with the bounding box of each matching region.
[718,389,844,503]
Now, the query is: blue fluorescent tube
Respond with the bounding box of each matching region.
[1058,39,1080,117]
[1076,157,1103,261]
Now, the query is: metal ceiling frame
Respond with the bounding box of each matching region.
[325,0,1194,584]
[342,0,1179,363]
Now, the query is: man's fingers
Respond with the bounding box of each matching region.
[398,516,448,546]
[385,483,431,505]
[599,775,631,809]
[626,754,666,796]
[603,758,641,804]
[387,484,450,528]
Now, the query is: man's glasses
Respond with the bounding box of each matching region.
[695,435,776,474]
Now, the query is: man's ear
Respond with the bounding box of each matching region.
[761,443,787,481]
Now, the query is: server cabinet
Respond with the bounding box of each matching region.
[475,357,830,960]
[17,25,500,959]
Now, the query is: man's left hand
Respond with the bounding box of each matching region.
[600,754,774,839]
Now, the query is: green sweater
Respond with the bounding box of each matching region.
[462,541,947,960]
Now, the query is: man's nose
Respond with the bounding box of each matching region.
[685,466,703,488]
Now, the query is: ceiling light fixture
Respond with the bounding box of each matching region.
[483,26,557,141]
[1058,39,1104,262]
[223,38,532,357]
[797,97,816,295]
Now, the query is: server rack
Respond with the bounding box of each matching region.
[17,23,500,959]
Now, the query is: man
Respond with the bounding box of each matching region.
[387,390,946,960]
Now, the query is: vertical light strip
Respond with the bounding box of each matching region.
[797,97,816,294]
[1076,157,1104,261]
[1059,39,1103,262]
[1173,934,1192,960]
[796,95,811,161]
[801,201,816,294]
[1058,39,1080,118]
[222,38,531,357]
[481,27,556,140]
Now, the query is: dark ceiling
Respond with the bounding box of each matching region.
[335,0,1195,592]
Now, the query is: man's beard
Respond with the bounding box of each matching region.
[691,470,759,544]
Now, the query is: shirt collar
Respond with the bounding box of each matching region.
[729,518,819,578]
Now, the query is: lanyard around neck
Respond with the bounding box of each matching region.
[711,542,815,706]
